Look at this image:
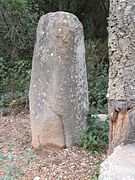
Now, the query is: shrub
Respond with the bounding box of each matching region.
[0,57,31,109]
[79,38,109,152]
[79,113,109,152]
[0,0,36,110]
[86,39,108,114]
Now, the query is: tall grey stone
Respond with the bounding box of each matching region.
[29,12,89,148]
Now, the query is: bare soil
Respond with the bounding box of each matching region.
[0,112,106,180]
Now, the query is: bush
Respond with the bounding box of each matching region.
[86,39,108,114]
[0,0,36,110]
[0,39,109,111]
[79,40,109,152]
[0,57,31,109]
[0,0,37,60]
[79,113,109,152]
[0,1,109,114]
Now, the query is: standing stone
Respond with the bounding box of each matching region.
[107,0,135,154]
[29,12,89,148]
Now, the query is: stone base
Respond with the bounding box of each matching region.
[99,144,135,180]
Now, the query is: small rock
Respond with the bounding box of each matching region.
[33,176,41,180]
[91,114,108,121]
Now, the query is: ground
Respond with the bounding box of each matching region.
[0,111,106,180]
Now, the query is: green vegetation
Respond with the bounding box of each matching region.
[0,147,37,179]
[0,0,36,110]
[0,151,25,179]
[79,113,109,152]
[0,57,31,109]
[0,40,108,113]
[86,39,108,114]
[0,0,109,151]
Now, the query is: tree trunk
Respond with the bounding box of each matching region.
[108,0,135,154]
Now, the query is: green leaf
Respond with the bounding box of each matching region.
[18,169,25,176]
[7,152,13,162]
[0,152,4,161]
[3,166,11,174]
[92,176,98,180]
[23,159,29,165]
[11,164,25,177]
[4,176,14,180]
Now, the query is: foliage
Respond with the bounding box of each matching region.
[92,175,99,180]
[92,163,101,179]
[86,39,108,114]
[0,0,37,60]
[79,113,109,152]
[0,57,31,109]
[0,0,34,110]
[23,148,36,165]
[0,40,109,114]
[0,151,25,179]
[0,0,109,116]
[0,0,109,61]
[0,143,37,179]
[29,0,109,39]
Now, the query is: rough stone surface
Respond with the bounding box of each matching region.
[108,107,135,154]
[99,144,135,180]
[108,0,135,101]
[107,0,135,153]
[29,12,89,148]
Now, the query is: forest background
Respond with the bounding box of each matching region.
[0,0,109,151]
